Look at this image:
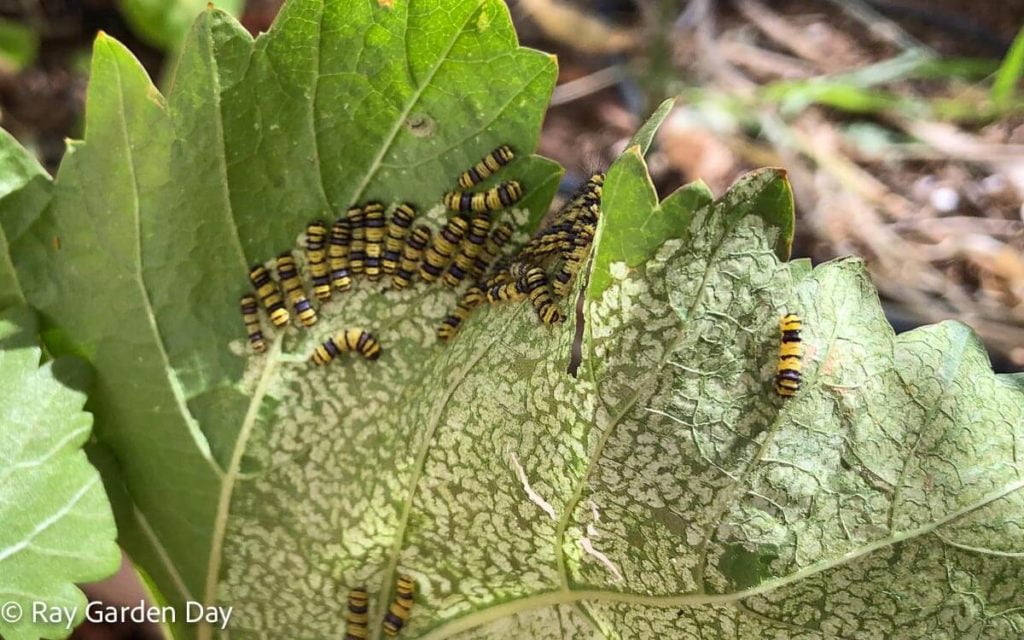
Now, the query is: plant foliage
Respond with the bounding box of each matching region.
[120,0,244,50]
[0,307,120,640]
[0,1,1022,639]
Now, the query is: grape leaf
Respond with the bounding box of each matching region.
[2,1,1023,639]
[0,127,51,311]
[120,0,245,50]
[0,307,120,640]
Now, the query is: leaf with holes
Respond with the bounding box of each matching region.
[0,307,120,640]
[3,0,1024,639]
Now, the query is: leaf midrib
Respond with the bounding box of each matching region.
[197,334,282,640]
[348,1,485,205]
[551,182,786,599]
[105,47,220,480]
[199,8,254,295]
[371,304,527,640]
[0,223,27,307]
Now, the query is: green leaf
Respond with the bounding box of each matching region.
[588,145,715,299]
[120,0,244,50]
[0,18,39,72]
[627,97,674,155]
[993,26,1024,108]
[0,127,51,310]
[0,307,120,640]
[589,153,792,300]
[3,1,1023,639]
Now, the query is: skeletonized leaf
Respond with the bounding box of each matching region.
[1,1,1022,639]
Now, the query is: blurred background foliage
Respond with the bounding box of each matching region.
[0,2,1020,634]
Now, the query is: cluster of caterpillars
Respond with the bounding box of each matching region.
[344,576,414,639]
[239,144,602,362]
[459,170,605,333]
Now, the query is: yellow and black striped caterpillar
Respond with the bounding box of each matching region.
[310,329,382,365]
[363,201,386,281]
[239,294,267,353]
[775,314,803,397]
[275,253,318,327]
[384,204,416,275]
[456,144,515,189]
[471,222,513,278]
[347,206,367,275]
[522,266,562,324]
[420,216,468,283]
[552,228,594,297]
[248,265,290,326]
[555,172,603,232]
[564,201,599,228]
[520,221,573,261]
[438,286,485,342]
[382,575,415,637]
[343,588,369,640]
[483,253,516,288]
[305,220,331,301]
[393,226,431,290]
[443,180,522,213]
[442,214,490,287]
[329,219,353,292]
[486,278,524,303]
[560,172,604,215]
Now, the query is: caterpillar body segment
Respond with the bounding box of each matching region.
[775,313,803,397]
[248,265,290,326]
[384,203,416,275]
[240,294,267,353]
[456,145,515,189]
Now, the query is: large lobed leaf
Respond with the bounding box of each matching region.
[1,1,1023,639]
[0,307,120,640]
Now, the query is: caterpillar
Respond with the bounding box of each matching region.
[486,278,524,303]
[520,222,573,261]
[392,226,431,290]
[248,265,290,326]
[471,222,513,278]
[347,206,367,275]
[310,328,382,365]
[384,204,416,275]
[456,144,515,189]
[564,172,604,211]
[239,294,267,353]
[564,201,599,227]
[343,588,369,640]
[442,214,490,287]
[775,314,803,397]
[363,201,386,281]
[328,219,353,292]
[554,172,604,229]
[443,180,523,213]
[508,260,531,281]
[552,229,594,297]
[305,220,332,301]
[419,216,468,283]
[522,266,562,324]
[382,575,415,637]
[438,286,486,342]
[482,251,517,287]
[276,253,318,327]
